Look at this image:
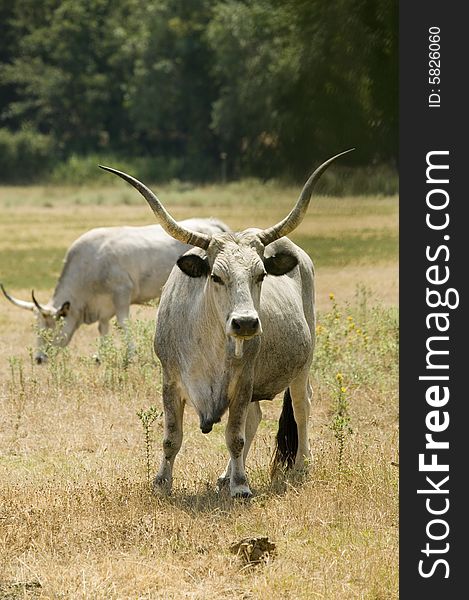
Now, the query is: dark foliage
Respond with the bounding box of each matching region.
[0,0,397,182]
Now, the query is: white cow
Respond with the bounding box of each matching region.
[1,218,229,363]
[101,150,352,498]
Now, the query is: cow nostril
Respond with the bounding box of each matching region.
[244,317,259,330]
[231,316,260,335]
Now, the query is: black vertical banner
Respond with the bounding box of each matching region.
[400,2,467,597]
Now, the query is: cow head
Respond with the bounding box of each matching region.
[100,150,353,356]
[176,232,298,356]
[1,283,72,363]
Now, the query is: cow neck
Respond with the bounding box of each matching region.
[199,283,228,359]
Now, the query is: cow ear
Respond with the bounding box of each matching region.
[57,301,71,318]
[264,253,298,276]
[177,255,210,278]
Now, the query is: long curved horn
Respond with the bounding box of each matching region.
[99,165,211,250]
[1,283,35,311]
[31,290,56,317]
[258,149,355,246]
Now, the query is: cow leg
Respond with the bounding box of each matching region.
[289,369,313,471]
[93,319,110,363]
[114,294,136,359]
[218,401,262,489]
[98,319,110,337]
[154,383,185,495]
[225,384,255,498]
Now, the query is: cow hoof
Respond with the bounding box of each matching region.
[230,484,253,499]
[233,491,253,500]
[152,476,172,496]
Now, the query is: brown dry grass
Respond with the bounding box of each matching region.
[0,184,398,599]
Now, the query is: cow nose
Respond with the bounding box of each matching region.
[231,316,260,337]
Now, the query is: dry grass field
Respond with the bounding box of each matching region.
[0,182,398,599]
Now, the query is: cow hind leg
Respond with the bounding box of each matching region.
[290,372,312,471]
[218,401,262,490]
[271,369,312,477]
[153,383,185,495]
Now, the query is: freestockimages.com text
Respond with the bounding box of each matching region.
[417,150,459,579]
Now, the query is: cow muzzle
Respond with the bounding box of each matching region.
[228,313,261,339]
[34,351,48,365]
[227,312,262,358]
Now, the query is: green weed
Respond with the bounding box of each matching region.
[330,373,352,474]
[136,406,162,487]
[313,289,398,390]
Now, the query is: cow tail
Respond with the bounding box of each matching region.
[271,388,298,476]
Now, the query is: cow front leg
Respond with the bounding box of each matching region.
[153,383,184,495]
[225,390,253,498]
[218,401,262,490]
[93,319,110,363]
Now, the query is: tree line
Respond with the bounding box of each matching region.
[0,0,397,183]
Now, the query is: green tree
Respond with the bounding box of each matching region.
[207,1,293,177]
[208,0,397,177]
[0,0,397,182]
[125,0,219,179]
[1,0,144,154]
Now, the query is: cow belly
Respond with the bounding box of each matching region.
[134,272,166,303]
[252,326,312,400]
[251,366,305,401]
[83,295,115,323]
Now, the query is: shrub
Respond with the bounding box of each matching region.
[0,127,53,182]
[315,164,399,196]
[50,154,183,185]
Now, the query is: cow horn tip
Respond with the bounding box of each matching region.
[31,289,43,312]
[337,147,355,157]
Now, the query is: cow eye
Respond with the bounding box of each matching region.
[257,272,266,283]
[211,274,224,285]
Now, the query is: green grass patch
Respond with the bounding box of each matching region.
[0,181,398,211]
[0,247,65,290]
[293,230,398,267]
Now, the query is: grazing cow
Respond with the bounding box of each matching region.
[1,218,229,363]
[101,150,352,497]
